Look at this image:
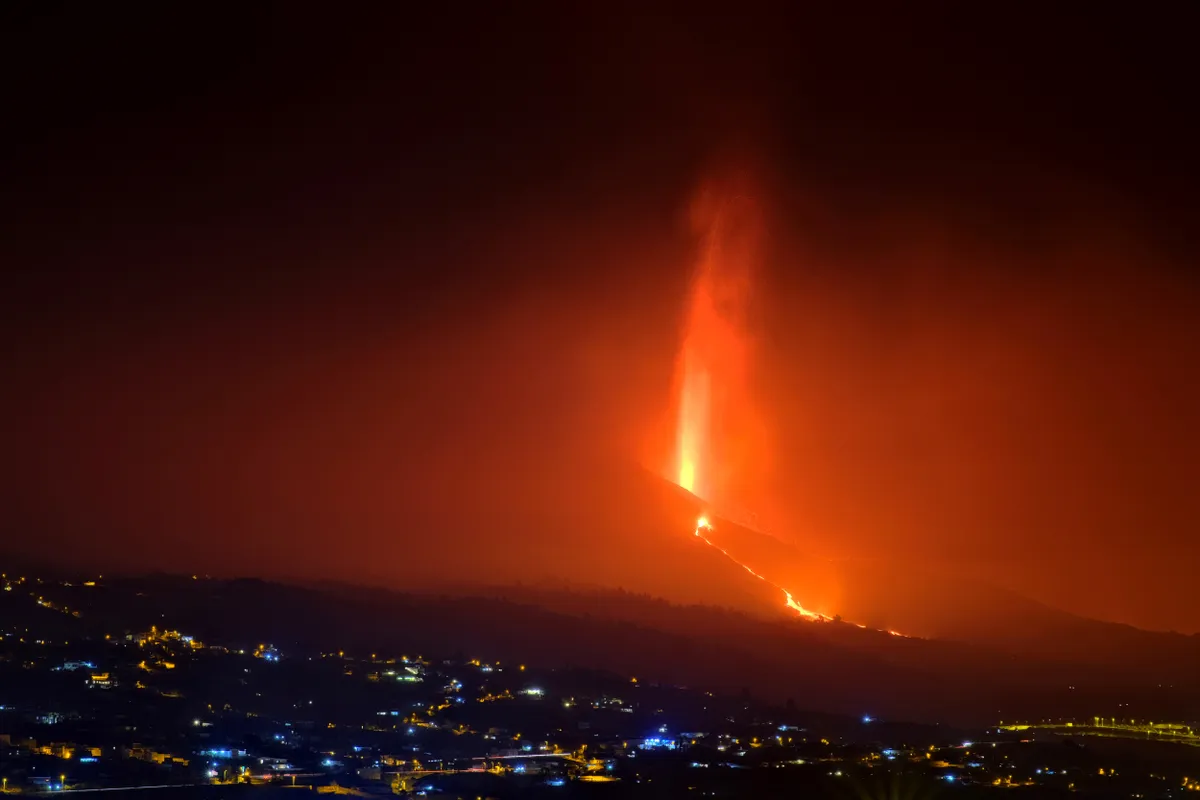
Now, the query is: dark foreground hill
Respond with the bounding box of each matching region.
[19,570,1200,728]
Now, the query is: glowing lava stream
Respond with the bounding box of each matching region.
[693,516,831,622]
[691,516,910,636]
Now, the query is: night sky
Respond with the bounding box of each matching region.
[2,4,1198,632]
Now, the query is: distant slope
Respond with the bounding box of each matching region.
[8,461,1200,720]
[699,511,1200,684]
[411,461,791,618]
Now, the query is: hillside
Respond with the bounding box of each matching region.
[697,509,1200,684]
[11,567,1199,729]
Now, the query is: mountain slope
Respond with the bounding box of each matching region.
[699,510,1200,683]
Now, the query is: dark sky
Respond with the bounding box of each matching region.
[2,4,1198,631]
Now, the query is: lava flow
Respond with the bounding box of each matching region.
[672,186,833,624]
[671,184,910,638]
[692,516,831,622]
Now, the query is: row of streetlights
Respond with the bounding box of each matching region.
[0,775,66,792]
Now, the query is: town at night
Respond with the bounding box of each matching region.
[6,568,1200,797]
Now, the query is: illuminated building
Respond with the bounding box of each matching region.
[86,672,117,689]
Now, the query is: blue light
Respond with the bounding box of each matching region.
[943,774,956,782]
[639,737,678,750]
[79,757,98,763]
[547,778,565,787]
[862,715,873,724]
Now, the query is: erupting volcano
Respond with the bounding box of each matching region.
[670,182,816,615]
[673,185,765,513]
[669,182,910,636]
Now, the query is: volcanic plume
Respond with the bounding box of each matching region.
[673,183,768,522]
[669,181,830,619]
[670,181,869,628]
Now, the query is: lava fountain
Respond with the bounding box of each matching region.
[673,185,764,511]
[676,349,710,495]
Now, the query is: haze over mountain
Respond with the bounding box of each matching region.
[3,3,1199,647]
[10,458,1197,701]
